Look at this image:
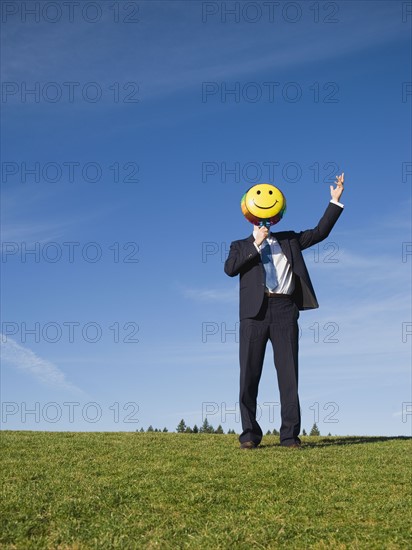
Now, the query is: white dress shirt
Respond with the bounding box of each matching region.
[253,228,295,294]
[253,199,344,294]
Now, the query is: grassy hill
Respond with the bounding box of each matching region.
[1,431,411,549]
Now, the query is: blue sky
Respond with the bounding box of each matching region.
[1,0,411,436]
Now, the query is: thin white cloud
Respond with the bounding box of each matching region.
[1,222,67,243]
[0,335,84,394]
[182,286,237,303]
[0,185,128,247]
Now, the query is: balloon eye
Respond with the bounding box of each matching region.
[257,190,261,195]
[269,190,273,195]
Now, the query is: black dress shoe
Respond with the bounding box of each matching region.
[282,442,302,449]
[239,441,257,450]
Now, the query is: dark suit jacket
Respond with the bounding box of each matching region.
[224,202,343,320]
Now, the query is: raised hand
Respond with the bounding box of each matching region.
[330,172,344,202]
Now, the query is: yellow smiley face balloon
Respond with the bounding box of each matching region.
[241,183,286,226]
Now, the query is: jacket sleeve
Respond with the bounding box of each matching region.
[297,202,343,251]
[224,240,260,277]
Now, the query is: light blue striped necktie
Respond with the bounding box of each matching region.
[261,240,278,292]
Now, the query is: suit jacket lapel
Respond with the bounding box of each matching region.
[246,234,263,269]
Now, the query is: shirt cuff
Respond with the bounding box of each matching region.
[330,199,344,208]
[253,241,261,252]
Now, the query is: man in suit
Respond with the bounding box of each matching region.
[224,174,344,449]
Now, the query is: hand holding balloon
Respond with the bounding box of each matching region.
[254,225,269,246]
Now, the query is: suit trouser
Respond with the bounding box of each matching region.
[239,294,301,446]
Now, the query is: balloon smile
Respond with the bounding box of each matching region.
[241,183,286,227]
[253,199,278,209]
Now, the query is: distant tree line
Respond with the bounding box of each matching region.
[137,420,328,436]
[136,418,236,434]
[176,418,234,434]
[137,426,169,433]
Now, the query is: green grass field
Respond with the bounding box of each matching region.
[1,431,411,549]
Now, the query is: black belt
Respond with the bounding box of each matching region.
[265,291,292,298]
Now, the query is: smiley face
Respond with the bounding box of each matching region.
[241,183,286,226]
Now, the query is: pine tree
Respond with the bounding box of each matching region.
[272,428,279,436]
[215,425,224,434]
[163,427,168,432]
[147,425,154,432]
[192,424,199,433]
[185,426,193,433]
[200,418,214,433]
[302,429,307,436]
[176,419,186,433]
[309,423,320,436]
